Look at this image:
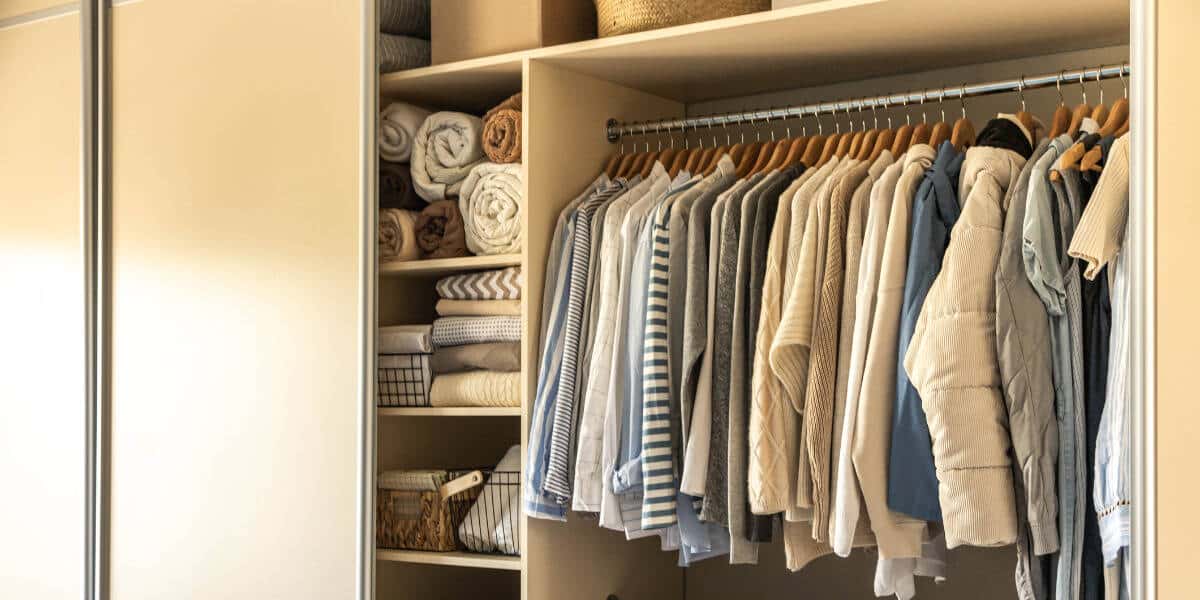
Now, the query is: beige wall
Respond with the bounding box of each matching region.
[0,10,85,600]
[1155,0,1200,596]
[107,1,363,598]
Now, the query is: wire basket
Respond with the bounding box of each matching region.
[377,353,432,407]
[376,469,521,556]
[595,0,770,37]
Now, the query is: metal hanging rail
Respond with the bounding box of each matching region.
[605,63,1130,142]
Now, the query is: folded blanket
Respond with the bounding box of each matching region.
[435,299,521,317]
[431,316,522,347]
[377,353,432,407]
[429,371,521,407]
[379,34,431,73]
[378,469,447,492]
[459,162,524,255]
[380,0,430,38]
[411,111,485,202]
[380,160,423,209]
[431,342,522,373]
[379,208,421,263]
[459,446,521,555]
[482,93,522,164]
[416,199,469,259]
[435,267,522,300]
[379,325,433,354]
[379,102,430,163]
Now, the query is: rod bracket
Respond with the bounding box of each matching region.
[606,118,620,143]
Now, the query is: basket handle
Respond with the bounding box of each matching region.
[439,470,485,500]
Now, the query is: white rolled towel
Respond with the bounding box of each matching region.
[379,102,430,163]
[458,162,524,255]
[379,208,420,262]
[411,111,485,202]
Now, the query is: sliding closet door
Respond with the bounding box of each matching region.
[108,1,363,597]
[0,4,85,600]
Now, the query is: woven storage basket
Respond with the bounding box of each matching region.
[595,0,769,37]
[376,471,483,552]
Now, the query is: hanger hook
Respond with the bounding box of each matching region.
[959,83,968,119]
[1056,71,1065,106]
[844,101,853,132]
[1078,70,1087,105]
[938,88,947,123]
[707,116,717,149]
[902,93,911,126]
[858,100,867,132]
[1018,76,1027,113]
[870,98,879,129]
[655,123,663,151]
[920,90,929,124]
[1096,66,1105,106]
[1118,64,1127,99]
[815,104,824,135]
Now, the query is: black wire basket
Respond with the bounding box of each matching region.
[376,469,521,556]
[376,352,431,407]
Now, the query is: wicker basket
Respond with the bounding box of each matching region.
[376,471,483,552]
[595,0,770,37]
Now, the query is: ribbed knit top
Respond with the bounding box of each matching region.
[1069,133,1131,281]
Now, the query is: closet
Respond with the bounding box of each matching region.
[376,1,1141,599]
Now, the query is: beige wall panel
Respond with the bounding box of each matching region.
[1156,0,1200,595]
[0,0,74,21]
[108,1,362,598]
[0,13,84,600]
[522,59,685,600]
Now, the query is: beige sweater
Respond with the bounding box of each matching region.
[904,143,1027,549]
[803,159,869,541]
[853,145,934,559]
[1069,133,1130,281]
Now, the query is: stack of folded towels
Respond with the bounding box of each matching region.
[428,267,523,407]
[379,0,430,73]
[376,324,434,406]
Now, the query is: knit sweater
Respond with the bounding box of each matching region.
[904,117,1033,548]
[1069,134,1131,281]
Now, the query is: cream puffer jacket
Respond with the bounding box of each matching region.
[903,116,1032,549]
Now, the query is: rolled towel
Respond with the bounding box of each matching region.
[435,267,522,300]
[411,111,485,202]
[380,102,430,163]
[459,162,524,255]
[482,93,522,164]
[379,0,430,38]
[415,199,469,259]
[431,316,522,347]
[435,299,521,317]
[379,208,421,263]
[431,342,522,373]
[379,34,430,73]
[378,324,433,354]
[429,371,520,407]
[380,160,423,209]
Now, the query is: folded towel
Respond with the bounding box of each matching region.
[432,316,522,347]
[379,0,430,38]
[377,353,433,407]
[430,371,521,407]
[459,162,524,255]
[378,469,448,492]
[379,325,433,354]
[459,446,521,555]
[379,208,421,263]
[482,93,522,164]
[379,34,430,73]
[415,199,469,259]
[435,267,523,300]
[379,102,430,163]
[435,299,521,317]
[431,342,522,373]
[411,111,486,202]
[380,160,423,209]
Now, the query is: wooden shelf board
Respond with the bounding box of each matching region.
[380,254,521,278]
[378,406,521,417]
[377,549,522,571]
[381,0,1128,106]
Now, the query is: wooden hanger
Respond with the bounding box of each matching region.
[950,116,975,152]
[1089,70,1111,127]
[869,128,895,161]
[780,135,809,169]
[1080,145,1105,173]
[856,129,879,161]
[684,145,709,175]
[757,137,794,174]
[734,141,763,177]
[603,151,623,178]
[1046,73,1071,139]
[929,121,951,149]
[667,147,692,178]
[800,134,825,167]
[747,140,778,175]
[614,150,639,178]
[1100,97,1129,136]
[816,133,840,167]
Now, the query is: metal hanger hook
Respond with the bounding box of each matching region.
[858,100,867,132]
[1096,67,1105,106]
[1018,76,1027,113]
[1057,71,1065,106]
[959,84,968,119]
[902,94,911,126]
[1077,70,1087,105]
[937,88,947,123]
[655,123,663,151]
[920,90,929,124]
[1119,64,1128,99]
[870,98,880,129]
[707,116,718,149]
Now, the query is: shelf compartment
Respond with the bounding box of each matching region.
[380,254,522,278]
[380,53,524,113]
[377,549,522,571]
[378,406,521,417]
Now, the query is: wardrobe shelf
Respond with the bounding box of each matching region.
[377,549,522,571]
[378,406,521,417]
[380,254,522,277]
[380,52,524,113]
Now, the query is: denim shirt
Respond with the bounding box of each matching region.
[889,141,964,522]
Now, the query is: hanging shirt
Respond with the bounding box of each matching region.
[889,141,964,523]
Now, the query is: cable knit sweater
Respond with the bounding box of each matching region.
[903,117,1033,548]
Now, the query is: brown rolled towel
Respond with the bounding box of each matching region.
[482,93,522,164]
[416,199,469,259]
[379,208,421,263]
[379,160,423,210]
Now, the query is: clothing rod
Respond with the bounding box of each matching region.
[605,63,1130,142]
